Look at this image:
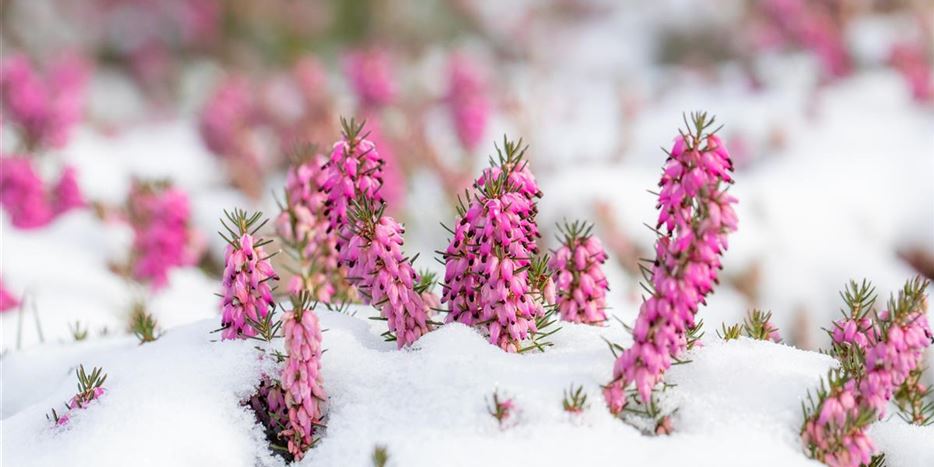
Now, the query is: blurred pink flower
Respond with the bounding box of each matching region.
[127,181,200,289]
[447,53,490,152]
[343,49,396,108]
[0,278,20,312]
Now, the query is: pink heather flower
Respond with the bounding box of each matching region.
[549,221,609,325]
[0,155,53,229]
[343,49,396,109]
[759,0,850,80]
[220,210,279,340]
[280,295,327,460]
[443,139,551,352]
[49,365,107,427]
[276,151,349,302]
[321,118,385,245]
[51,165,85,215]
[0,278,20,312]
[803,278,931,465]
[604,113,737,415]
[127,181,200,289]
[889,42,933,103]
[447,53,490,152]
[0,54,88,149]
[199,76,257,157]
[340,201,432,348]
[801,376,875,467]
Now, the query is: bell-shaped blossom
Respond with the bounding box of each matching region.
[442,139,551,352]
[343,49,396,108]
[801,376,875,467]
[280,296,327,460]
[604,114,737,415]
[220,210,279,339]
[549,222,609,324]
[127,181,201,289]
[276,152,346,302]
[447,53,490,152]
[321,118,384,245]
[340,203,433,348]
[0,53,88,149]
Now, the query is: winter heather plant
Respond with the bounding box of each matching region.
[603,113,738,426]
[0,278,20,312]
[343,48,396,109]
[47,365,107,427]
[219,209,279,340]
[549,220,610,325]
[802,277,932,466]
[340,197,434,347]
[487,389,516,428]
[0,155,85,229]
[280,293,327,460]
[447,53,490,152]
[0,53,88,150]
[322,118,385,248]
[441,137,558,353]
[126,180,200,289]
[275,147,350,302]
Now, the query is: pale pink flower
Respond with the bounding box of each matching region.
[127,181,200,289]
[549,221,609,325]
[343,49,396,108]
[220,210,279,340]
[447,53,490,152]
[280,295,327,460]
[0,155,54,229]
[604,114,737,415]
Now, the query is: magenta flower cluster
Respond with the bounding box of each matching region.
[220,211,279,340]
[803,278,931,467]
[0,54,88,149]
[49,365,107,427]
[280,297,327,460]
[275,152,343,301]
[0,156,85,229]
[341,205,433,348]
[447,53,490,152]
[0,278,20,313]
[343,49,396,109]
[549,222,609,325]
[442,140,553,352]
[321,119,385,243]
[604,114,737,415]
[127,181,200,289]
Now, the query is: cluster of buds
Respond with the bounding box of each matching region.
[549,220,609,325]
[802,277,932,466]
[198,76,266,197]
[447,53,490,152]
[47,365,107,427]
[0,54,88,150]
[275,148,349,302]
[442,138,556,352]
[0,156,85,229]
[343,48,396,109]
[487,389,516,428]
[888,41,933,104]
[321,118,385,246]
[340,198,434,347]
[219,209,279,340]
[280,293,327,460]
[126,180,201,289]
[604,113,737,417]
[245,377,290,455]
[0,277,20,312]
[756,0,850,80]
[562,384,589,414]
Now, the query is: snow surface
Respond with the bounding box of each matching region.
[4,307,932,467]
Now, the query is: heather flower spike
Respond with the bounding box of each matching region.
[604,112,737,423]
[442,136,558,352]
[275,145,351,302]
[340,196,434,348]
[219,209,279,340]
[801,277,932,466]
[48,365,107,426]
[322,117,385,248]
[549,220,610,325]
[280,292,327,461]
[127,180,200,289]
